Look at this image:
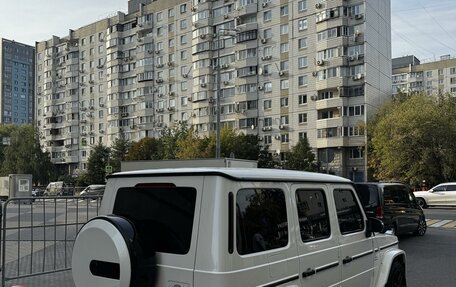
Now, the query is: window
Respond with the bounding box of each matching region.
[264,28,272,39]
[180,19,188,30]
[180,3,187,13]
[298,56,308,68]
[426,71,433,77]
[264,10,272,22]
[280,24,289,35]
[296,189,330,242]
[281,133,289,143]
[298,94,307,105]
[180,35,187,45]
[333,189,364,234]
[280,79,289,90]
[298,18,308,31]
[298,113,307,124]
[298,38,308,49]
[298,75,308,87]
[298,0,307,12]
[280,43,289,53]
[280,5,289,16]
[236,188,288,255]
[280,97,289,107]
[113,185,197,255]
[264,99,272,109]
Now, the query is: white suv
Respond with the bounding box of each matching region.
[414,182,456,208]
[72,168,406,287]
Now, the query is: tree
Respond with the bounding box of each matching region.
[176,128,211,159]
[110,134,131,173]
[161,123,190,159]
[0,124,54,185]
[257,145,280,169]
[369,93,456,187]
[126,137,163,160]
[85,141,110,184]
[284,137,318,171]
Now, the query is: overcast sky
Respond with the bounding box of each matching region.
[1,0,456,62]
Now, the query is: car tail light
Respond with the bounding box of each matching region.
[375,206,384,219]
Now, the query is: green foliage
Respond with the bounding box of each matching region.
[161,123,190,159]
[126,137,163,160]
[257,145,280,169]
[285,137,318,171]
[0,124,54,185]
[109,134,131,173]
[85,141,110,184]
[369,93,456,186]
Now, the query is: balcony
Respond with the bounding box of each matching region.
[315,97,344,110]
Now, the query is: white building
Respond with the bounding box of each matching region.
[35,0,391,181]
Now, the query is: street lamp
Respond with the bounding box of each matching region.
[215,28,238,159]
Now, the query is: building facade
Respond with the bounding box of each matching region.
[392,55,456,97]
[35,0,391,180]
[0,38,35,124]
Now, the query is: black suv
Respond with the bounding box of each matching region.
[354,182,426,236]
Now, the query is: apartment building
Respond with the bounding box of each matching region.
[35,0,391,180]
[0,38,35,124]
[392,55,456,96]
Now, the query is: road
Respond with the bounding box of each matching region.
[399,207,456,287]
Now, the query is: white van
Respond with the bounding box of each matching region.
[72,168,406,287]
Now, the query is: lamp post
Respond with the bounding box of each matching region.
[215,28,237,159]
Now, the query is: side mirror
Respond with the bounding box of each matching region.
[365,217,385,237]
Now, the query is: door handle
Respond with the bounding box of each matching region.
[302,268,316,277]
[343,256,353,264]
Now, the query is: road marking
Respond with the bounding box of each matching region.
[425,219,440,226]
[428,219,453,227]
[442,221,456,228]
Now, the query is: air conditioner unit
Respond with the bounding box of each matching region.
[80,107,87,111]
[316,60,324,66]
[355,14,364,20]
[89,80,94,84]
[221,64,229,69]
[99,129,104,134]
[261,38,267,44]
[158,93,164,98]
[167,62,174,66]
[80,119,87,123]
[200,83,207,88]
[279,124,286,130]
[89,106,94,110]
[155,50,160,54]
[315,3,322,9]
[156,122,163,127]
[121,112,129,117]
[156,108,164,113]
[208,98,215,103]
[262,2,268,8]
[262,126,272,132]
[311,95,318,101]
[279,71,285,76]
[147,50,153,54]
[258,136,264,141]
[191,6,197,12]
[312,71,318,77]
[182,74,188,78]
[224,14,229,19]
[156,63,164,68]
[167,106,175,111]
[223,81,229,85]
[99,103,104,107]
[275,135,281,140]
[168,92,175,97]
[137,38,142,42]
[353,73,364,80]
[200,34,206,39]
[81,132,87,136]
[258,85,264,90]
[156,78,164,83]
[130,125,135,129]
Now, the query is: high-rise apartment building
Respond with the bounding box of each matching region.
[35,0,391,180]
[0,38,35,124]
[392,55,456,96]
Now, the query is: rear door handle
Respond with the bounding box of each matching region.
[343,256,353,264]
[302,268,316,277]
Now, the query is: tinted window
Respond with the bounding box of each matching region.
[296,189,330,242]
[113,185,196,255]
[383,185,411,205]
[236,188,288,255]
[445,185,456,191]
[334,189,364,234]
[433,185,446,192]
[354,184,379,208]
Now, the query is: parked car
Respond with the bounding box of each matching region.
[72,168,406,287]
[414,182,456,208]
[79,184,105,196]
[32,188,45,197]
[355,182,426,236]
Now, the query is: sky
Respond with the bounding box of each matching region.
[1,0,456,62]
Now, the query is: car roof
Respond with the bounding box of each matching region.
[355,182,407,187]
[108,167,351,184]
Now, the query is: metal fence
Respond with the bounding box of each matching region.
[0,196,102,287]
